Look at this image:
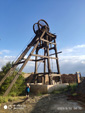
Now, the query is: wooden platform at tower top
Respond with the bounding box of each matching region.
[0,19,61,96]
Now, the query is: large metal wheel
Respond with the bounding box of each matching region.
[33,19,49,34]
[38,19,49,31]
[33,23,39,34]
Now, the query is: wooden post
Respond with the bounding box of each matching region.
[76,72,81,83]
[44,48,46,73]
[46,36,51,73]
[44,47,46,84]
[46,35,51,84]
[35,48,38,74]
[54,39,60,74]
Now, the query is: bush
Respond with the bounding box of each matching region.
[0,96,8,103]
[0,62,26,96]
[68,83,78,93]
[72,93,77,96]
[52,90,62,94]
[9,92,17,97]
[1,62,12,74]
[0,96,19,103]
[9,75,26,96]
[0,72,5,80]
[0,74,26,96]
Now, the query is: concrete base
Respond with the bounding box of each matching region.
[30,83,69,94]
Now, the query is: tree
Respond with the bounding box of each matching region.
[1,62,12,74]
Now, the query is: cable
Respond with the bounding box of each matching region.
[13,34,35,62]
[37,62,41,71]
[51,59,53,72]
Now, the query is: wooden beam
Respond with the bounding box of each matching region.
[44,48,46,74]
[49,51,62,56]
[35,48,38,74]
[46,35,51,84]
[13,58,45,65]
[54,39,60,74]
[46,32,56,38]
[30,59,44,62]
[37,43,45,50]
[40,38,56,45]
[49,47,55,50]
[57,51,62,54]
[0,67,15,86]
[31,54,58,59]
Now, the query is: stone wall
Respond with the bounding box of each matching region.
[30,83,69,94]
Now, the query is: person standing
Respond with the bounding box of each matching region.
[26,83,30,98]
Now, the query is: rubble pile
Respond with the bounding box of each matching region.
[61,74,77,83]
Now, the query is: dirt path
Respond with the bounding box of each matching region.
[0,94,85,113]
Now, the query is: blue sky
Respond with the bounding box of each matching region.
[0,0,85,76]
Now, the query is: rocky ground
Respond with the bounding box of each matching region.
[0,93,85,113]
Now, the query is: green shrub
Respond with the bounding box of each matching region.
[8,96,18,102]
[63,87,68,92]
[0,96,8,103]
[0,96,19,103]
[72,93,77,96]
[9,75,26,96]
[68,83,78,93]
[0,74,26,96]
[52,90,62,94]
[1,62,12,74]
[8,97,13,102]
[0,62,26,96]
[9,92,17,97]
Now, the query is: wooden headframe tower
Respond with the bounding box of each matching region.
[0,19,61,96]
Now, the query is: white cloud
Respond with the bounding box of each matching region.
[0,55,35,72]
[63,48,73,53]
[74,44,85,48]
[0,49,10,55]
[0,52,2,55]
[62,44,85,55]
[58,44,85,76]
[0,56,16,71]
[81,61,85,64]
[2,50,10,53]
[59,55,85,63]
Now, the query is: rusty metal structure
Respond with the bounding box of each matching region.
[0,19,61,96]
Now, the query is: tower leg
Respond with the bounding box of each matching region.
[54,39,60,74]
[44,48,46,74]
[44,48,46,84]
[35,48,38,74]
[46,36,51,84]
